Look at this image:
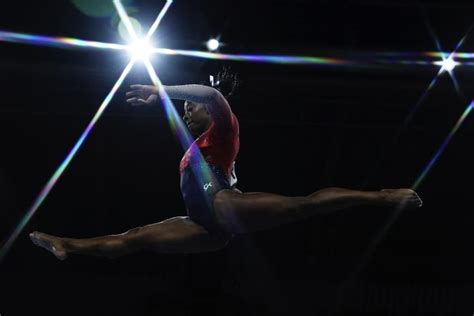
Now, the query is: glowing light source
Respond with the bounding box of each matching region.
[434,56,460,73]
[0,0,171,262]
[4,29,474,69]
[128,38,154,61]
[206,38,220,51]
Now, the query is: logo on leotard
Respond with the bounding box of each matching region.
[203,182,213,191]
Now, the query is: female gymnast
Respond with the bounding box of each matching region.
[30,71,422,260]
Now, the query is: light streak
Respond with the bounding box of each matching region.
[113,0,138,40]
[152,47,351,65]
[412,101,474,189]
[0,30,127,51]
[143,59,193,150]
[146,0,173,40]
[0,60,135,262]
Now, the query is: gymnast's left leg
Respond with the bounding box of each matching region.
[214,188,422,233]
[29,216,229,260]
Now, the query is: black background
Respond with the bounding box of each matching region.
[1,0,474,315]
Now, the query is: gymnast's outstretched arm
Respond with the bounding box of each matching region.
[126,84,232,128]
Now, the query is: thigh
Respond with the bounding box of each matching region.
[131,216,230,253]
[214,190,306,233]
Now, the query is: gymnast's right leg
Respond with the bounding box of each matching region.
[29,216,229,260]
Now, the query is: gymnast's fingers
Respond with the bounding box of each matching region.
[145,94,158,105]
[126,90,141,97]
[126,97,139,104]
[130,84,145,90]
[130,98,147,106]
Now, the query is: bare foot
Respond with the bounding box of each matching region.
[30,231,68,260]
[381,189,423,209]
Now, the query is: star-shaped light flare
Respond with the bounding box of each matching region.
[0,0,174,262]
[347,26,474,289]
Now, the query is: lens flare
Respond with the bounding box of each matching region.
[113,0,138,40]
[118,17,143,42]
[128,39,154,61]
[0,0,173,262]
[353,51,474,60]
[413,101,474,189]
[4,29,474,69]
[0,30,127,51]
[152,47,351,66]
[72,0,131,18]
[143,59,193,150]
[347,29,474,292]
[0,60,135,262]
[434,56,460,73]
[349,101,474,285]
[146,0,173,40]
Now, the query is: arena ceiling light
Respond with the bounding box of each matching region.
[0,0,173,262]
[434,55,460,74]
[206,38,220,51]
[127,38,154,61]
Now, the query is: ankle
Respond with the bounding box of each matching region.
[59,237,72,252]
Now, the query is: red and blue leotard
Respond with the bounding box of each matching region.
[179,112,240,177]
[179,113,239,235]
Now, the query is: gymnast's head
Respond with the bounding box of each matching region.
[183,68,238,137]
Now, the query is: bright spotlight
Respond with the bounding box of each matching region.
[434,57,459,73]
[206,38,220,51]
[128,39,153,61]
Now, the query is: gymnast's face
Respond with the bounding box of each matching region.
[183,101,212,138]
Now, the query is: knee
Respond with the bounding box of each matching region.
[122,226,146,247]
[125,226,143,236]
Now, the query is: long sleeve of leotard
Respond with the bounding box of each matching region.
[164,84,232,128]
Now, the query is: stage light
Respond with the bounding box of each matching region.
[128,38,153,61]
[434,57,459,73]
[206,38,220,51]
[0,0,171,262]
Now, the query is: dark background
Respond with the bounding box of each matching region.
[1,0,474,315]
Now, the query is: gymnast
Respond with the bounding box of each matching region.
[30,70,422,260]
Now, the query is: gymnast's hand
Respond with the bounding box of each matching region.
[126,84,158,106]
